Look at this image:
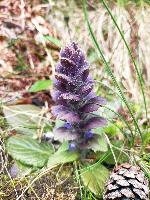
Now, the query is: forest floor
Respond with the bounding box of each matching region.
[0,0,150,200]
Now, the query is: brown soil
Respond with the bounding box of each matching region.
[0,166,79,200]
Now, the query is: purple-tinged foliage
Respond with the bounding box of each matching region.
[52,42,107,151]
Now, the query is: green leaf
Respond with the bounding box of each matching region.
[104,124,117,136]
[94,127,103,135]
[47,143,79,168]
[88,49,99,63]
[43,35,62,47]
[6,135,54,168]
[57,141,69,153]
[98,99,122,119]
[80,162,109,196]
[103,141,129,165]
[48,151,79,168]
[143,131,150,146]
[55,119,64,128]
[3,104,48,136]
[29,80,52,92]
[87,134,108,152]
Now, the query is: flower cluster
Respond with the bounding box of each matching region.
[52,42,107,151]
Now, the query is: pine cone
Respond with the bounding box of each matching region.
[103,163,149,200]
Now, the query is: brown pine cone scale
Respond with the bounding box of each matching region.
[103,163,149,200]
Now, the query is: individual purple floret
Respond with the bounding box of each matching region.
[69,142,77,151]
[52,42,107,152]
[84,130,93,140]
[63,122,72,129]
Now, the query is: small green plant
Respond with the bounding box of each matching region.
[4,38,150,198]
[4,43,110,198]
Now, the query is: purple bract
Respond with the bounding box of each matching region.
[52,42,107,151]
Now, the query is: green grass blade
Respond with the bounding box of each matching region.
[101,0,148,122]
[83,0,143,143]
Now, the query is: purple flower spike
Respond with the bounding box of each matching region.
[52,42,107,152]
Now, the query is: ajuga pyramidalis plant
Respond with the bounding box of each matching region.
[52,42,107,152]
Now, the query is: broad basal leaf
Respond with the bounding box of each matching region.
[47,151,79,169]
[3,104,48,136]
[47,143,79,168]
[80,162,109,196]
[6,135,54,168]
[29,80,52,92]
